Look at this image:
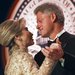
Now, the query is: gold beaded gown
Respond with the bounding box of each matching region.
[5,46,55,75]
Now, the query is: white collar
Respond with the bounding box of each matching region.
[57,29,65,38]
[49,29,65,41]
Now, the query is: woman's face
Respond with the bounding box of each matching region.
[20,27,34,47]
[15,19,34,48]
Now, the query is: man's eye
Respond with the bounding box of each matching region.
[38,20,42,23]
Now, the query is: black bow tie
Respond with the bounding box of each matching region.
[47,39,56,47]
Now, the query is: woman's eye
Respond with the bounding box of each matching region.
[25,27,28,31]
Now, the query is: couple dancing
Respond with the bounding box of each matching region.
[0,3,75,75]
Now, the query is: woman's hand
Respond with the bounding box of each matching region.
[41,38,64,61]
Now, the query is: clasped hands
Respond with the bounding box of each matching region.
[41,38,64,61]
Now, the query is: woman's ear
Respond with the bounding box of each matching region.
[14,36,20,40]
[15,35,22,42]
[50,12,56,23]
[14,36,22,46]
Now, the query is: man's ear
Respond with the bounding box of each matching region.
[50,12,56,23]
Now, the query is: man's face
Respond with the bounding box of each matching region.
[36,12,54,37]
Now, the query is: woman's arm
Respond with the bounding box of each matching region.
[2,47,10,68]
[21,52,56,75]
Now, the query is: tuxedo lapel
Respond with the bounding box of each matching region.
[59,32,69,45]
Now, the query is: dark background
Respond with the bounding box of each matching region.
[0,0,14,75]
[0,0,14,23]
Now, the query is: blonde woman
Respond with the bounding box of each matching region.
[0,18,57,75]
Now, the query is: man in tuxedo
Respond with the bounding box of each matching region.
[34,3,75,75]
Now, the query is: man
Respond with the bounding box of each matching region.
[34,3,75,75]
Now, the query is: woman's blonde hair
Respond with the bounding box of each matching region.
[0,18,25,46]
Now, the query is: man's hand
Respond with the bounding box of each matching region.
[41,38,64,61]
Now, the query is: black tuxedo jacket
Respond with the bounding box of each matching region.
[34,32,75,75]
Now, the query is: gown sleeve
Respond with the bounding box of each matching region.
[21,52,56,75]
[5,49,56,75]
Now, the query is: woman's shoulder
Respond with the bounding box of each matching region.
[11,48,33,61]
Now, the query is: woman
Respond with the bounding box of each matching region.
[0,18,56,75]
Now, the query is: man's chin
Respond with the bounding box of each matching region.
[41,34,48,37]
